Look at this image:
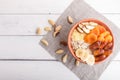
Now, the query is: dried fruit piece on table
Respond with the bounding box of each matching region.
[36,27,42,35]
[62,54,68,63]
[84,33,97,44]
[75,60,80,66]
[104,42,113,50]
[67,16,73,24]
[60,41,67,46]
[90,26,100,36]
[44,26,51,32]
[93,49,104,57]
[55,49,64,54]
[86,55,95,65]
[104,35,113,42]
[48,19,56,27]
[41,39,48,46]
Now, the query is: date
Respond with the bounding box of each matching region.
[104,42,113,50]
[89,41,101,51]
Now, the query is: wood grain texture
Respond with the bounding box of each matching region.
[0,36,119,60]
[0,61,119,80]
[0,0,119,14]
[0,0,119,80]
[0,14,119,35]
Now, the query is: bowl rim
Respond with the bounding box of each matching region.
[68,18,114,64]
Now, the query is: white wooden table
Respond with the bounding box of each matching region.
[0,0,120,80]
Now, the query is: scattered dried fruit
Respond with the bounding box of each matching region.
[67,16,73,24]
[41,39,48,46]
[62,54,68,63]
[36,27,41,35]
[60,41,67,46]
[55,49,64,54]
[44,26,51,32]
[48,19,56,27]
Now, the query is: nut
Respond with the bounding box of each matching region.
[44,27,51,32]
[48,19,56,27]
[82,27,90,33]
[36,27,41,35]
[41,39,48,46]
[53,31,60,37]
[55,25,62,32]
[77,27,84,33]
[62,54,68,63]
[67,16,73,24]
[55,49,64,54]
[75,60,80,66]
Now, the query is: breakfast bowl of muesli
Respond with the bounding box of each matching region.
[68,19,114,65]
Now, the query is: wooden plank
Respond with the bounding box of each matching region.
[0,61,119,80]
[0,36,119,60]
[0,14,120,35]
[0,36,54,59]
[0,15,59,35]
[0,0,119,14]
[0,61,79,80]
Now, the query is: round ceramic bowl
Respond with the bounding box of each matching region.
[68,18,114,64]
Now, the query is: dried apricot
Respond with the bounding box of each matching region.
[104,35,113,42]
[84,33,97,44]
[99,31,110,38]
[98,36,105,42]
[97,25,106,34]
[90,26,100,36]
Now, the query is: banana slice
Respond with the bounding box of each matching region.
[77,27,84,33]
[86,55,95,66]
[89,22,98,26]
[75,48,84,58]
[85,25,95,30]
[82,27,90,34]
[80,51,90,62]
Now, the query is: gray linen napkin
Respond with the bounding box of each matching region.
[40,0,120,80]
